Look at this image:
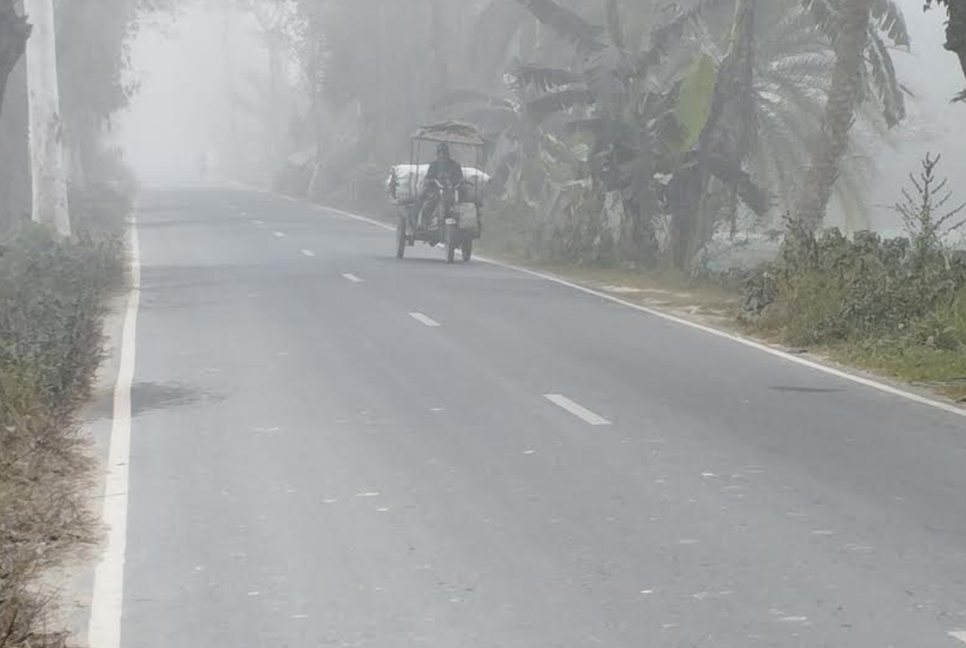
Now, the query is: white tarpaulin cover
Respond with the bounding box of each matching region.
[387,165,490,204]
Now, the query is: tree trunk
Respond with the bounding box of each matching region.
[307,17,326,201]
[1,57,30,225]
[795,0,873,230]
[306,85,325,200]
[603,0,625,49]
[266,34,284,177]
[24,0,70,237]
[378,0,389,162]
[674,0,758,271]
[0,0,30,117]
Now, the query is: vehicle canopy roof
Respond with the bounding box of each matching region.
[411,121,485,147]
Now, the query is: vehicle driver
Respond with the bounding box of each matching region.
[420,142,464,227]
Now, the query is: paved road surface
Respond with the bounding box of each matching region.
[114,186,966,647]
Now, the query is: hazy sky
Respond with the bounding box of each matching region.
[117,2,265,184]
[117,0,966,227]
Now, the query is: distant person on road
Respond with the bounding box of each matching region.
[419,142,463,228]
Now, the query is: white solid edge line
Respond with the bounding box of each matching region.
[950,631,966,644]
[545,394,612,426]
[301,249,316,258]
[294,199,966,421]
[495,258,966,420]
[88,213,141,648]
[410,312,442,328]
[343,273,364,283]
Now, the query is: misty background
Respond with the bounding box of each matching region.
[114,0,965,234]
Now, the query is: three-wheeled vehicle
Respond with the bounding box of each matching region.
[390,121,486,263]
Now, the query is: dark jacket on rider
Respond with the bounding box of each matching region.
[425,157,463,188]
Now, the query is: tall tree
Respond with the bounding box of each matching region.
[926,0,966,101]
[24,0,70,236]
[0,0,30,117]
[57,0,140,189]
[794,0,873,230]
[673,0,759,269]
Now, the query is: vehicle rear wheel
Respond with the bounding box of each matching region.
[461,238,473,262]
[396,216,407,259]
[445,223,457,264]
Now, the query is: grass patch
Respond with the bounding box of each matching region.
[829,342,966,401]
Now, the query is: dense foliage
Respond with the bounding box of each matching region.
[274,0,914,271]
[741,155,966,358]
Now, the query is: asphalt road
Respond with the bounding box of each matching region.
[116,186,966,648]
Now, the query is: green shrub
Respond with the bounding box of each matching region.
[483,191,618,266]
[911,285,966,351]
[743,155,966,346]
[738,155,966,397]
[742,224,965,345]
[0,214,123,648]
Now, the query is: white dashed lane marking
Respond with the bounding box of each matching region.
[950,631,966,644]
[409,312,441,328]
[343,273,364,283]
[544,394,611,426]
[272,231,286,238]
[300,249,316,258]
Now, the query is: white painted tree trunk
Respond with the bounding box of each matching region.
[24,0,69,237]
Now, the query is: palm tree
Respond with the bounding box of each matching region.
[458,0,907,264]
[795,0,875,230]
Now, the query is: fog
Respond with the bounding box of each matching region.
[115,0,966,232]
[117,3,269,185]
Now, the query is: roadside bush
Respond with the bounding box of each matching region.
[741,154,966,356]
[0,214,124,647]
[483,191,619,267]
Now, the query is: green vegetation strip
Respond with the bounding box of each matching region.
[0,197,125,648]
